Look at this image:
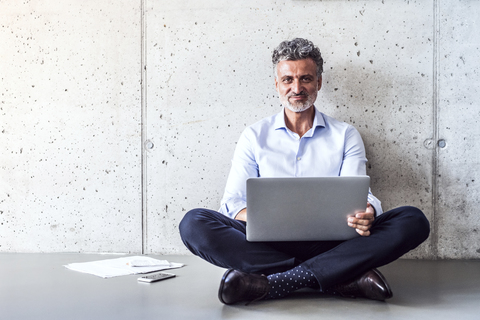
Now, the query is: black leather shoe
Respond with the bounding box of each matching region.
[218,269,269,305]
[333,268,393,301]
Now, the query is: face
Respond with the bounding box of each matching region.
[275,59,322,113]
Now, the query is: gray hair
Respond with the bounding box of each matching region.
[272,38,323,78]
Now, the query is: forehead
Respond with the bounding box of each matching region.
[276,58,317,78]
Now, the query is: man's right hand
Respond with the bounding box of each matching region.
[348,203,375,236]
[235,208,247,222]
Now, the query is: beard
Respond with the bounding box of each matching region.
[279,91,317,113]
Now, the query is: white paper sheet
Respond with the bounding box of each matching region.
[65,256,184,278]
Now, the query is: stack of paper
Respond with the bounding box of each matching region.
[65,256,184,278]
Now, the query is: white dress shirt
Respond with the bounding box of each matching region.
[219,107,383,219]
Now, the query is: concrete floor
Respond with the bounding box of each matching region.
[1,253,479,320]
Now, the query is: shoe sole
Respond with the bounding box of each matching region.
[218,268,235,304]
[372,268,393,299]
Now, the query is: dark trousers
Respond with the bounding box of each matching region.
[179,206,430,290]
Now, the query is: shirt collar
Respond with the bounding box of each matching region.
[273,106,326,132]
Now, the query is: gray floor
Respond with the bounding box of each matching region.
[1,253,479,320]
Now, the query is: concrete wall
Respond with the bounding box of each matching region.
[1,0,479,258]
[1,0,143,252]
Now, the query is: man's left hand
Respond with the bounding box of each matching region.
[348,203,375,237]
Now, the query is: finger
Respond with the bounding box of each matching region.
[366,204,375,214]
[355,203,374,217]
[355,223,371,231]
[348,221,371,231]
[355,211,374,220]
[357,219,373,226]
[348,217,372,226]
[356,228,370,237]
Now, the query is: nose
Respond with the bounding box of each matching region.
[292,79,302,94]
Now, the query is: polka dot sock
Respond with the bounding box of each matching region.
[266,265,319,299]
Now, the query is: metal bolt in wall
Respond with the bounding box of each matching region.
[145,140,154,150]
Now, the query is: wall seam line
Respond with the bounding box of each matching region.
[432,0,440,260]
[140,0,147,255]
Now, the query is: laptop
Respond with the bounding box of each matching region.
[246,176,370,242]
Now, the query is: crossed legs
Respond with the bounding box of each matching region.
[179,206,430,301]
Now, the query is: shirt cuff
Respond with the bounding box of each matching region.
[219,201,247,219]
[368,194,383,217]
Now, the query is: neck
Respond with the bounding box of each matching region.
[284,106,315,137]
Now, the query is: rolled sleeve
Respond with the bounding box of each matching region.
[219,128,259,218]
[340,125,383,216]
[368,191,383,217]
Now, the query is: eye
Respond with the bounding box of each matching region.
[301,76,313,83]
[282,77,292,84]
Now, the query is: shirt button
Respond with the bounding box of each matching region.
[297,157,301,161]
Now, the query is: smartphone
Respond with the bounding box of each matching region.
[137,272,176,283]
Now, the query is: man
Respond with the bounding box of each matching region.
[179,38,430,305]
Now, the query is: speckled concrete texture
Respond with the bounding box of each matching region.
[0,1,143,252]
[1,1,479,259]
[436,1,480,258]
[143,0,437,256]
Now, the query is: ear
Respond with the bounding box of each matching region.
[317,75,322,91]
[275,76,279,92]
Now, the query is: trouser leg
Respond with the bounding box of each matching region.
[180,206,430,290]
[301,206,430,290]
[179,208,298,275]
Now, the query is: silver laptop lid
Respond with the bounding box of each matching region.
[246,176,370,241]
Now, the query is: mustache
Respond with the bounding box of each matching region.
[287,91,308,97]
